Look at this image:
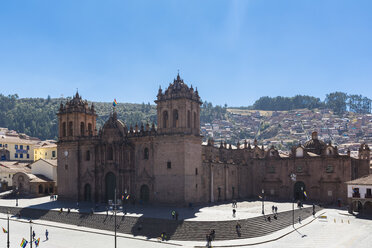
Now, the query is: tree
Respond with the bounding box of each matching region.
[325,92,348,115]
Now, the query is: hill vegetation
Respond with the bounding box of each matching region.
[0,94,227,140]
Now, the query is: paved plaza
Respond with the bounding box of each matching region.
[0,197,371,247]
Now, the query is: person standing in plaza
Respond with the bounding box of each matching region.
[45,229,49,240]
[233,208,236,217]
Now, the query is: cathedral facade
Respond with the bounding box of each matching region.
[57,74,370,205]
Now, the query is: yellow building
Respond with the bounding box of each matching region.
[0,128,39,161]
[34,141,57,161]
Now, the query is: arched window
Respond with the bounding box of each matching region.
[163,111,168,128]
[173,109,178,127]
[80,122,85,136]
[193,112,197,128]
[88,123,92,136]
[187,110,191,128]
[107,146,113,160]
[86,150,90,161]
[62,122,66,137]
[68,121,73,136]
[144,147,149,160]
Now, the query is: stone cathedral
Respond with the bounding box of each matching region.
[57,74,370,205]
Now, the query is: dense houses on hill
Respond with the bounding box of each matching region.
[201,109,372,156]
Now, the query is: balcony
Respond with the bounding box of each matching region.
[365,194,372,199]
[352,193,360,198]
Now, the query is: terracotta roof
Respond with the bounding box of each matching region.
[346,174,372,185]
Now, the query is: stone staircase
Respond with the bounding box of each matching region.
[0,205,321,241]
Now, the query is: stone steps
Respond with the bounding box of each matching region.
[0,205,320,241]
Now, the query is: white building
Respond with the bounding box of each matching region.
[346,174,372,213]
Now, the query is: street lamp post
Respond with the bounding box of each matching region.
[16,187,18,206]
[7,211,10,248]
[29,220,33,248]
[109,188,120,248]
[290,173,297,228]
[261,189,265,215]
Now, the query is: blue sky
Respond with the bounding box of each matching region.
[0,0,371,106]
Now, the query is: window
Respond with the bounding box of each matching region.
[144,148,149,160]
[20,145,23,150]
[20,154,23,158]
[68,121,73,136]
[367,188,372,197]
[195,168,198,175]
[167,161,171,169]
[62,122,66,137]
[88,123,92,136]
[27,154,29,159]
[27,145,29,150]
[173,109,178,127]
[232,186,235,198]
[15,154,18,158]
[9,174,10,178]
[107,146,113,160]
[45,152,47,156]
[163,111,168,128]
[86,150,90,161]
[80,122,85,136]
[5,144,7,148]
[0,144,2,147]
[15,145,18,149]
[52,151,56,157]
[326,165,334,173]
[218,187,221,199]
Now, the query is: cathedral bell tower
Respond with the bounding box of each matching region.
[57,92,97,140]
[155,73,202,135]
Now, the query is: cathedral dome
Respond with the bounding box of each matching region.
[303,131,326,155]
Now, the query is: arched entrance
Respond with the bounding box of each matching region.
[140,184,150,203]
[84,184,91,201]
[294,181,306,200]
[105,172,116,203]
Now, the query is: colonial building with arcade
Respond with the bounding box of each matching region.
[57,74,370,205]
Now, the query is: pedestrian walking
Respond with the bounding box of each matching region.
[33,230,35,241]
[298,216,301,224]
[267,216,271,222]
[210,229,215,240]
[235,222,241,237]
[232,208,236,217]
[206,234,211,247]
[275,206,278,213]
[272,205,275,213]
[274,213,277,220]
[45,229,49,240]
[67,208,71,214]
[171,210,176,219]
[106,206,108,216]
[175,211,179,220]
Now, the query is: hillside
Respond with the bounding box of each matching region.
[0,94,226,140]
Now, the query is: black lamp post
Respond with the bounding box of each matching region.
[7,210,10,248]
[109,188,120,248]
[290,173,296,228]
[261,189,265,215]
[29,220,33,248]
[16,186,18,207]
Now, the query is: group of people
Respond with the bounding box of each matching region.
[31,229,49,241]
[49,195,57,201]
